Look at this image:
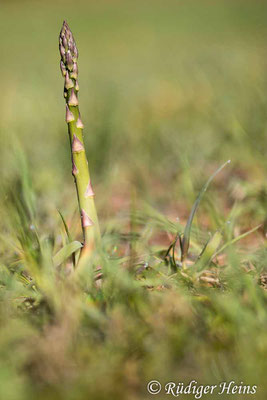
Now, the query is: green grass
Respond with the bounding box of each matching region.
[0,0,267,399]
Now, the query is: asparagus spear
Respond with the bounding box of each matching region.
[59,21,100,258]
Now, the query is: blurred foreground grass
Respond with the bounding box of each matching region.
[0,0,267,399]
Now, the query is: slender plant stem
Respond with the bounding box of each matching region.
[59,21,101,258]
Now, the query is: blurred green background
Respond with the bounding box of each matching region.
[1,0,266,230]
[0,1,267,399]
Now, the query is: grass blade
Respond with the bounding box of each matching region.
[58,209,77,267]
[195,230,223,271]
[57,209,72,242]
[181,160,230,263]
[212,224,261,258]
[53,241,82,267]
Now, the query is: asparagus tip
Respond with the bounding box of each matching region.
[59,21,78,67]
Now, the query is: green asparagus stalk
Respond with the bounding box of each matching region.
[59,21,101,258]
